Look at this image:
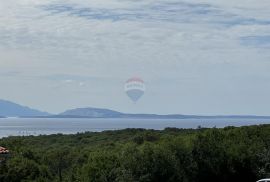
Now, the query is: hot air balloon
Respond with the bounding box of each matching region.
[125,77,145,103]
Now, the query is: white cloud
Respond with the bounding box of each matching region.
[79,82,85,86]
[0,0,270,114]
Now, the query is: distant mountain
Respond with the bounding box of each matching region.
[59,108,186,118]
[60,108,123,118]
[59,107,176,118]
[1,99,269,119]
[58,107,270,119]
[0,99,50,117]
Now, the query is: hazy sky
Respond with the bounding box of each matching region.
[0,0,270,115]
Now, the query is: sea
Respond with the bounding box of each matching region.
[1,118,270,138]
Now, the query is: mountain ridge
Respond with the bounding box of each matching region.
[0,99,50,117]
[57,107,270,119]
[1,99,270,119]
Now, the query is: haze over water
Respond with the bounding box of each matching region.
[1,118,270,138]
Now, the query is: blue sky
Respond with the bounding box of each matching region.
[0,0,270,115]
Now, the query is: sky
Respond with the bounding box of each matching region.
[0,0,270,115]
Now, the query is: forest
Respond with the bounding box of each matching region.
[0,124,270,182]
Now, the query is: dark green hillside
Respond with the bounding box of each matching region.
[0,125,270,182]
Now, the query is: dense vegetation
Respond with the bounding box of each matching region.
[0,125,270,182]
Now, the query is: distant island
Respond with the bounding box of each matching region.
[1,99,270,119]
[0,99,49,117]
[54,107,270,119]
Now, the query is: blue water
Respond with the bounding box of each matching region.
[0,118,270,138]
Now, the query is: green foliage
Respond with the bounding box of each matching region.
[1,125,270,181]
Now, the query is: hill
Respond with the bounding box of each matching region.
[59,107,123,118]
[0,99,50,117]
[58,107,270,119]
[59,107,189,118]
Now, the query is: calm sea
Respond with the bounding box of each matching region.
[0,118,270,138]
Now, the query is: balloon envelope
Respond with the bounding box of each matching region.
[125,77,145,102]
